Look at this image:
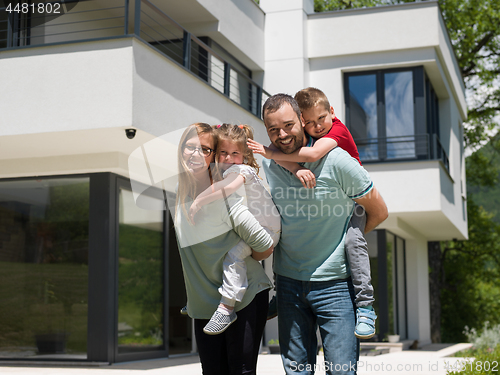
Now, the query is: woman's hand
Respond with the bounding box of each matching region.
[189,199,202,224]
[247,139,273,159]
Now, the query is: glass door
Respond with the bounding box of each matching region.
[116,182,166,358]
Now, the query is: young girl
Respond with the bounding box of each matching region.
[189,123,281,335]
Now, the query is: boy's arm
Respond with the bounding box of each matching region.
[275,160,316,189]
[248,137,338,163]
[189,173,245,223]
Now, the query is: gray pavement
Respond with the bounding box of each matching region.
[0,343,473,375]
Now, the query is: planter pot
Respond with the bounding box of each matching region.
[387,334,400,343]
[35,333,68,354]
[268,344,280,354]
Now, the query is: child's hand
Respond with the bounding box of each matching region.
[247,139,273,159]
[189,199,202,224]
[295,168,316,189]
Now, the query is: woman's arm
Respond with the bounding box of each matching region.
[189,173,245,222]
[248,137,338,163]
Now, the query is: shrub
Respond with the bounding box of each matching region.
[464,322,500,351]
[447,345,500,374]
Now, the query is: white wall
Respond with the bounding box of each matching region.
[0,37,269,180]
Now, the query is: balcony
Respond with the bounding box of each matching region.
[0,0,269,117]
[356,133,450,173]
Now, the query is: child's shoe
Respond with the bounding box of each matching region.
[267,295,277,320]
[180,306,188,315]
[203,310,237,335]
[354,306,377,339]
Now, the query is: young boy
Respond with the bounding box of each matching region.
[248,87,377,339]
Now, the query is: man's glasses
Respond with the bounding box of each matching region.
[183,145,214,157]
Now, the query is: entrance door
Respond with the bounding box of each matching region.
[116,180,167,360]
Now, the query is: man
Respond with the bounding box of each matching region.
[261,94,388,375]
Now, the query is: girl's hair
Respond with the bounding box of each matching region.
[176,123,217,218]
[214,123,260,179]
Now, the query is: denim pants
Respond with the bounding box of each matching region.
[277,275,359,375]
[345,204,375,307]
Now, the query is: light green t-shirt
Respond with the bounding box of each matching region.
[174,195,273,319]
[263,147,373,281]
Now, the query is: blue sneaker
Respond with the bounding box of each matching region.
[355,306,377,339]
[267,295,277,320]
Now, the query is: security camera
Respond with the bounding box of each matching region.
[125,129,136,139]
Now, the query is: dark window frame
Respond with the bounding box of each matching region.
[344,66,442,165]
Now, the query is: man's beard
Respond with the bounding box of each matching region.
[273,133,304,154]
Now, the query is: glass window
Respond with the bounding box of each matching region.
[0,177,89,359]
[347,74,378,160]
[345,68,433,163]
[117,188,164,354]
[385,71,415,159]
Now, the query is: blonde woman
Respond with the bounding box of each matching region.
[174,123,274,375]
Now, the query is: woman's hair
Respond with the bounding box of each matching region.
[176,123,217,218]
[213,123,260,179]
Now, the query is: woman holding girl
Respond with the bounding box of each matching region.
[174,123,275,375]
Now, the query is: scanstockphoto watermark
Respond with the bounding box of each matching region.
[1,0,79,29]
[290,360,446,373]
[127,128,375,246]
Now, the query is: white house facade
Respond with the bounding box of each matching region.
[0,0,467,363]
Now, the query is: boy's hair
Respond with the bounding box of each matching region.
[262,93,302,125]
[214,123,260,178]
[294,87,331,112]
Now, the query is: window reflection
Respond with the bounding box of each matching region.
[117,188,164,354]
[348,74,378,160]
[0,178,89,359]
[385,71,415,159]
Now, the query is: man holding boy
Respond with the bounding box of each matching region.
[261,93,388,375]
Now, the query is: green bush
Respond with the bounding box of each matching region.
[464,322,500,351]
[447,346,500,374]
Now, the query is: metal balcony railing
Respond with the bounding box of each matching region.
[0,0,269,117]
[354,133,450,172]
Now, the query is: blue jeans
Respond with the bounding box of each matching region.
[277,275,359,375]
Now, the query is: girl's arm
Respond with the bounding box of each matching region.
[248,137,338,163]
[189,173,245,223]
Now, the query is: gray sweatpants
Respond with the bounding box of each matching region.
[344,204,375,307]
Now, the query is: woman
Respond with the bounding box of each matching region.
[174,123,274,375]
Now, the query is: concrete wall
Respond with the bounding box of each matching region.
[0,37,268,181]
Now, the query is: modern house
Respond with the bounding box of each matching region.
[0,0,467,364]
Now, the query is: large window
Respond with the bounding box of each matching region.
[345,67,445,167]
[117,186,165,355]
[0,177,89,359]
[365,229,407,340]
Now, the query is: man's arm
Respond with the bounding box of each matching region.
[353,187,388,233]
[252,246,274,261]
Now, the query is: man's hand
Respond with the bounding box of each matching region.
[354,187,388,233]
[247,139,274,159]
[295,168,316,189]
[252,245,274,261]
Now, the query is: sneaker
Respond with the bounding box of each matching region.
[355,306,377,339]
[267,295,277,320]
[203,311,237,335]
[180,306,188,315]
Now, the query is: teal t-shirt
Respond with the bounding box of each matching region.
[263,147,373,281]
